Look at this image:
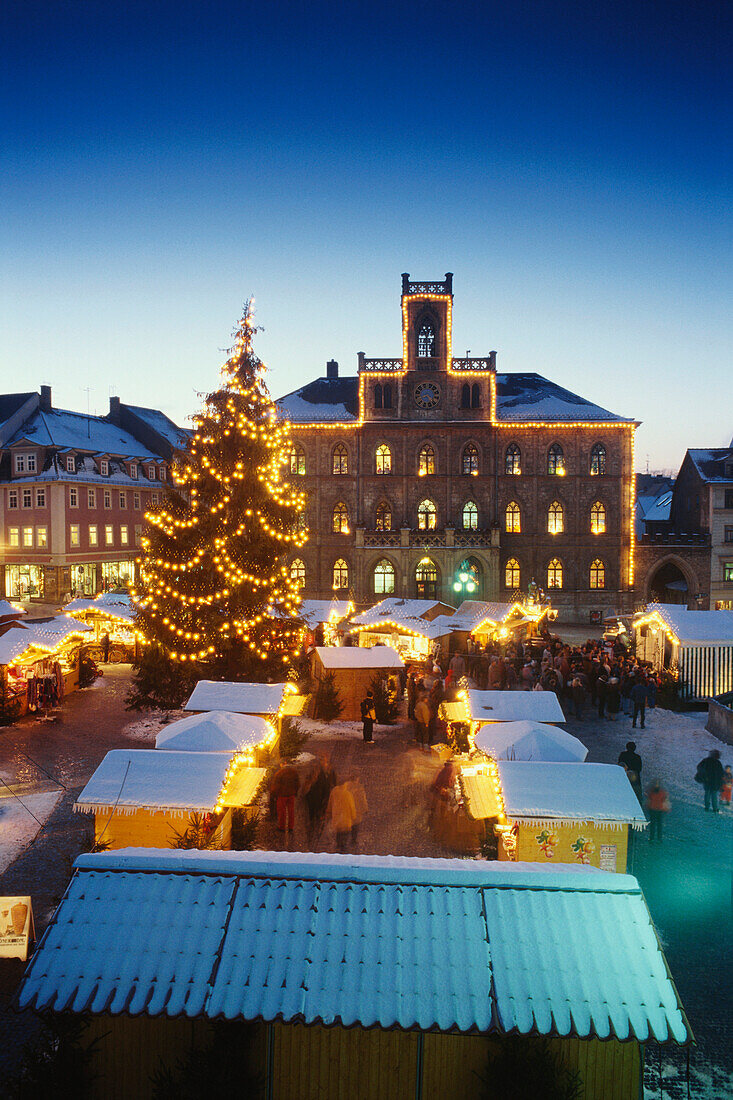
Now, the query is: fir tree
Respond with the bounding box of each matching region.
[132,302,307,687]
[315,670,344,722]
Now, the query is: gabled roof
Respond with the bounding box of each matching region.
[351,598,447,626]
[495,374,631,423]
[276,376,360,423]
[686,448,733,483]
[635,604,733,645]
[474,721,587,763]
[17,850,690,1044]
[185,680,294,715]
[126,405,191,450]
[6,408,157,457]
[465,689,566,724]
[497,761,647,828]
[74,749,234,815]
[155,711,275,753]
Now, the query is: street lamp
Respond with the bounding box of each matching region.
[453,569,477,596]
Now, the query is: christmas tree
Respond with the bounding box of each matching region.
[132,302,307,690]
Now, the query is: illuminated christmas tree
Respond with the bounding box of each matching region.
[131,302,307,694]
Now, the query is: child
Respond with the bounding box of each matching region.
[721,765,733,808]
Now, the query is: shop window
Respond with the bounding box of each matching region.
[462,443,479,475]
[590,559,605,589]
[70,525,80,548]
[505,501,521,533]
[375,502,392,531]
[104,490,112,509]
[418,445,435,476]
[505,558,520,589]
[505,443,521,475]
[375,444,392,474]
[36,526,48,548]
[88,488,96,508]
[36,488,46,508]
[287,444,306,476]
[89,525,98,547]
[373,559,395,594]
[119,491,127,508]
[4,563,43,599]
[9,528,19,547]
[332,444,349,475]
[22,489,32,509]
[417,499,437,530]
[290,558,306,587]
[462,501,478,530]
[590,443,607,476]
[332,559,349,590]
[548,501,564,534]
[69,487,78,508]
[332,502,349,534]
[547,558,563,588]
[8,490,18,509]
[590,501,606,534]
[120,525,129,545]
[547,443,565,476]
[101,560,135,588]
[22,527,33,547]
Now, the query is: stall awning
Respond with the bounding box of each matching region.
[459,771,502,821]
[219,766,268,808]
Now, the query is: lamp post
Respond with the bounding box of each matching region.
[453,569,477,597]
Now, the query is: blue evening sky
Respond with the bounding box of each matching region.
[1,0,731,470]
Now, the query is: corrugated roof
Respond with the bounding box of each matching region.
[17,850,690,1044]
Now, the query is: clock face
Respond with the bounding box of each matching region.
[414,382,440,410]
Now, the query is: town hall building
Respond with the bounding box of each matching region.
[277,273,637,622]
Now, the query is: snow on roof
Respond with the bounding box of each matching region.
[0,599,26,619]
[74,749,233,815]
[351,598,447,625]
[64,592,136,622]
[17,849,689,1043]
[0,625,33,665]
[126,405,190,450]
[185,680,293,715]
[687,448,733,483]
[465,690,566,724]
[475,721,588,762]
[495,373,631,423]
[24,615,93,644]
[636,604,733,645]
[296,599,353,628]
[497,761,648,828]
[156,711,275,752]
[276,377,360,423]
[6,407,157,457]
[315,645,403,669]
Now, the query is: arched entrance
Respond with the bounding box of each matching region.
[415,558,438,600]
[647,560,689,605]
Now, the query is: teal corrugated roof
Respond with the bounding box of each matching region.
[17,851,690,1044]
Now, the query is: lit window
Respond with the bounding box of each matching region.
[104,490,112,509]
[462,501,478,530]
[120,525,128,545]
[724,563,733,582]
[547,501,564,534]
[375,444,392,474]
[14,454,25,473]
[505,558,520,588]
[333,559,349,590]
[66,456,75,473]
[505,443,521,475]
[418,445,435,475]
[88,524,98,547]
[373,559,395,594]
[287,444,306,476]
[590,443,607,476]
[292,510,308,534]
[27,454,36,473]
[129,463,138,479]
[69,487,78,508]
[417,499,437,530]
[119,491,127,508]
[505,501,521,533]
[332,444,349,475]
[105,524,114,545]
[590,559,605,589]
[462,443,479,475]
[36,526,48,548]
[100,460,109,477]
[22,489,32,508]
[590,501,606,534]
[88,488,96,508]
[133,493,141,510]
[8,490,18,509]
[290,558,306,587]
[9,528,19,547]
[376,502,392,531]
[415,558,438,598]
[547,558,563,588]
[22,527,33,547]
[418,321,435,358]
[36,488,46,508]
[547,443,565,475]
[69,525,80,548]
[332,502,349,533]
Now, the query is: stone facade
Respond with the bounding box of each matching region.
[277,274,637,623]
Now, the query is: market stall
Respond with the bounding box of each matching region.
[458,760,646,872]
[74,748,267,850]
[0,616,92,718]
[64,592,140,663]
[633,603,733,699]
[184,679,306,736]
[473,720,587,762]
[454,689,566,741]
[469,597,558,648]
[349,598,455,662]
[155,710,277,766]
[310,645,403,720]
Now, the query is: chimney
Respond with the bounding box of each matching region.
[109,395,121,424]
[326,359,339,380]
[40,385,52,412]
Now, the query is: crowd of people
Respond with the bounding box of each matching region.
[269,754,368,854]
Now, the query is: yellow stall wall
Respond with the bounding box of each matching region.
[499,820,630,872]
[93,807,232,850]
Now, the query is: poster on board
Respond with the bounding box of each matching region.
[599,844,618,873]
[0,897,34,961]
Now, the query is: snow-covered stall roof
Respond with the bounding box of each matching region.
[64,593,136,623]
[24,616,93,646]
[464,689,566,724]
[495,373,632,423]
[296,599,353,628]
[155,711,276,753]
[315,645,403,669]
[635,604,733,645]
[17,849,689,1044]
[351,598,448,626]
[185,680,295,715]
[74,749,234,815]
[497,761,648,829]
[0,599,26,620]
[0,625,33,665]
[475,721,587,763]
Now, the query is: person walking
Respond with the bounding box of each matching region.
[696,749,725,813]
[646,780,670,843]
[345,775,368,851]
[630,677,648,729]
[596,672,608,719]
[360,690,376,744]
[303,754,336,846]
[271,760,300,832]
[571,676,586,720]
[721,765,732,809]
[406,672,417,721]
[327,781,356,853]
[606,678,621,721]
[618,740,643,803]
[414,695,431,752]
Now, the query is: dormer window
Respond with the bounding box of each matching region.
[160,466,167,481]
[417,321,436,358]
[100,459,109,477]
[14,454,26,474]
[129,462,138,480]
[66,455,75,473]
[147,465,156,480]
[27,453,37,473]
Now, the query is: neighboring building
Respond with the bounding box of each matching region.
[635,473,674,540]
[0,387,187,604]
[277,273,637,622]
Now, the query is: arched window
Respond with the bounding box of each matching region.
[505,558,520,589]
[287,443,306,476]
[418,321,436,358]
[375,444,392,474]
[383,384,393,409]
[374,559,395,595]
[547,558,563,589]
[333,559,349,590]
[461,384,471,409]
[462,443,479,475]
[505,443,521,475]
[590,443,607,476]
[375,501,392,531]
[471,383,480,408]
[373,384,383,410]
[590,501,606,534]
[547,443,565,476]
[415,557,438,599]
[332,502,349,534]
[332,443,348,475]
[505,501,521,533]
[418,444,435,476]
[547,501,564,534]
[590,559,605,589]
[290,558,306,588]
[417,499,437,530]
[462,501,478,530]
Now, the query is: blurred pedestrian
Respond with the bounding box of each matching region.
[360,690,376,744]
[721,765,732,808]
[303,753,336,846]
[696,749,724,813]
[618,740,643,802]
[345,775,368,851]
[327,781,356,853]
[646,780,670,842]
[271,760,300,832]
[631,677,648,729]
[415,695,431,752]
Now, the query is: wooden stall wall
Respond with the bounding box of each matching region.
[93,807,232,850]
[499,820,630,872]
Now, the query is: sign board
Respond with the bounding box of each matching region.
[589,610,602,625]
[599,844,617,873]
[0,897,34,961]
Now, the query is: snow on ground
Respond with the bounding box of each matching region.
[123,709,187,742]
[0,790,62,874]
[295,716,394,741]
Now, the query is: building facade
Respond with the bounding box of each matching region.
[0,387,187,604]
[277,274,637,622]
